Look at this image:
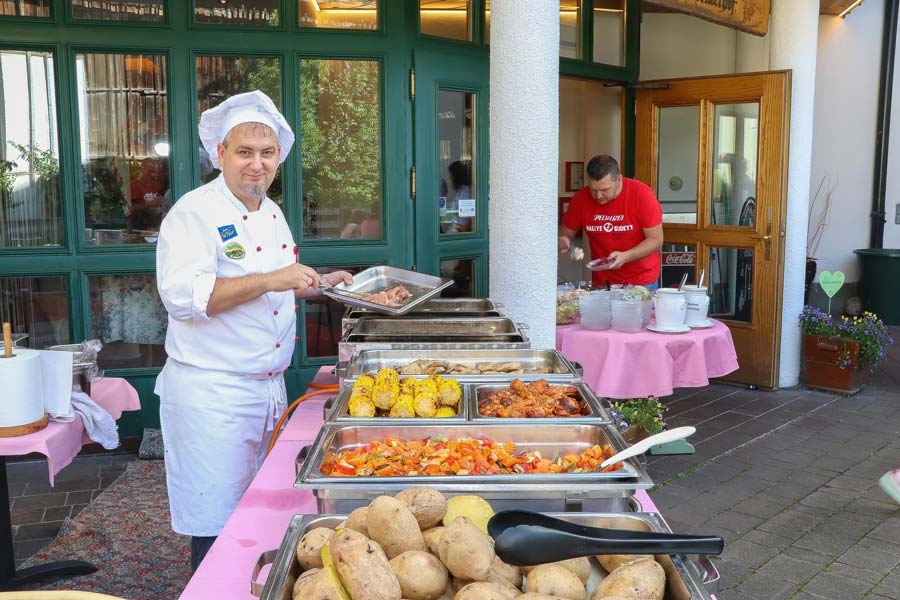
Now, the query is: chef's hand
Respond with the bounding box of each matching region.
[271,263,321,294]
[321,271,354,288]
[558,235,571,254]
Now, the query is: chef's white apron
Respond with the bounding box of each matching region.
[156,359,286,537]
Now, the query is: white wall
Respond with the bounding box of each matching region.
[810,0,884,280]
[884,3,900,250]
[640,13,737,79]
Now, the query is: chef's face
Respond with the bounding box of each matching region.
[218,123,280,207]
[588,174,621,205]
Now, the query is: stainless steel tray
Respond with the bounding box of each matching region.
[344,297,502,319]
[337,336,531,363]
[341,297,505,334]
[254,512,718,600]
[349,316,522,337]
[470,381,611,423]
[322,265,453,315]
[337,348,582,383]
[295,422,650,514]
[327,378,469,422]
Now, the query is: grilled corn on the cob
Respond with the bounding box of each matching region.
[435,406,456,418]
[388,393,416,418]
[372,368,400,410]
[437,377,462,407]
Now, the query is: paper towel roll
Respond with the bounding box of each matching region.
[0,349,45,427]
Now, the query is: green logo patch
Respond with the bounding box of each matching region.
[224,241,246,260]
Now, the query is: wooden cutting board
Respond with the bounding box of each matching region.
[0,413,49,438]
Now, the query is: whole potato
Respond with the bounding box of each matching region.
[595,554,652,573]
[422,526,445,555]
[517,594,572,600]
[395,487,448,529]
[295,527,335,570]
[291,569,341,600]
[367,495,426,559]
[438,516,495,581]
[524,563,585,600]
[523,558,589,584]
[292,567,321,598]
[329,527,401,600]
[591,559,665,600]
[485,555,523,588]
[346,506,370,536]
[389,550,449,600]
[454,581,518,600]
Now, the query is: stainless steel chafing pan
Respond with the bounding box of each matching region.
[322,265,453,315]
[336,348,582,383]
[253,512,719,600]
[348,316,522,337]
[295,421,650,514]
[471,381,610,423]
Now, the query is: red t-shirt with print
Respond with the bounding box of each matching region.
[562,176,662,287]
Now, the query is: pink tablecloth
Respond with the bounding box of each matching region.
[557,320,739,399]
[0,377,141,485]
[180,367,668,600]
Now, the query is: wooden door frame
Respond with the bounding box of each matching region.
[635,71,791,388]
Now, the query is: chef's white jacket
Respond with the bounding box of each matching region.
[154,175,295,536]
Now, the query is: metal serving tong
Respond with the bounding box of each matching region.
[487,510,724,566]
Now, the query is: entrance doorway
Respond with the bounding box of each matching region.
[635,71,792,388]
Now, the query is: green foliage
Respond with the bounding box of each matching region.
[9,142,59,182]
[799,305,893,368]
[609,397,667,436]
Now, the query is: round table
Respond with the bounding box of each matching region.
[556,319,739,399]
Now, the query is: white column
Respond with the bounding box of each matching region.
[489,0,560,349]
[769,0,819,387]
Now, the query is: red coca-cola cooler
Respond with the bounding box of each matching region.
[660,245,697,288]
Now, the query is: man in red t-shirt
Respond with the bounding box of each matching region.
[559,155,663,289]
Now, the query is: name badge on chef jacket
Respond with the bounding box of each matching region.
[218,224,237,242]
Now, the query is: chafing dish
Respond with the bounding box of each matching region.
[470,381,611,423]
[341,297,504,334]
[322,265,453,315]
[338,319,530,363]
[253,512,719,600]
[326,379,469,422]
[295,422,650,514]
[336,348,581,383]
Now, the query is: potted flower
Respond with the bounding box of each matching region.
[798,305,893,395]
[609,397,667,444]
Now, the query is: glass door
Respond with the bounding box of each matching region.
[636,71,791,388]
[413,49,489,297]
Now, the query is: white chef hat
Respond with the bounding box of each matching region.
[198,90,295,169]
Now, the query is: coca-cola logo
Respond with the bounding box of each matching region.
[663,252,695,266]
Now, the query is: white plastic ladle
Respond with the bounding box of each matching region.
[600,426,697,469]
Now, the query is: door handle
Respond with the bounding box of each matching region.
[751,225,773,260]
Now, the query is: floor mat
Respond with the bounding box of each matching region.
[17,460,191,599]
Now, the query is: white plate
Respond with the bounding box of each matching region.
[647,323,691,334]
[688,319,715,329]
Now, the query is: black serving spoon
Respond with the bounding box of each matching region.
[487,510,724,566]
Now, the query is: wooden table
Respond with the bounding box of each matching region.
[556,319,739,399]
[0,378,141,589]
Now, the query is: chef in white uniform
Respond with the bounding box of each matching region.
[154,90,352,570]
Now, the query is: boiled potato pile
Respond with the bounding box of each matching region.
[291,488,669,600]
[348,369,462,418]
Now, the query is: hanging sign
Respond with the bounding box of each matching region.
[647,0,771,36]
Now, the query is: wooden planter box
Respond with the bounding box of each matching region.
[802,334,868,395]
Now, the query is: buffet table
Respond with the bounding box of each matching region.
[0,377,141,589]
[556,320,739,399]
[180,367,668,600]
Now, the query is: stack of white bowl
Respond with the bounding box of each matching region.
[611,299,644,333]
[579,291,612,330]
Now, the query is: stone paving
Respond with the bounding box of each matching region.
[646,326,900,599]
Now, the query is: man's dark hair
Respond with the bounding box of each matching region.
[586,155,620,182]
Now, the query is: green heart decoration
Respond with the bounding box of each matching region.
[819,270,845,314]
[819,271,845,298]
